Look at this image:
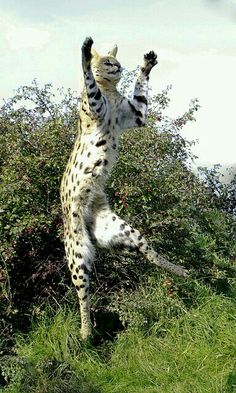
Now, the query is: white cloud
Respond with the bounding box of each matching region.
[6,25,50,51]
[0,14,51,51]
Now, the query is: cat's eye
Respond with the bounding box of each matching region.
[104,61,112,66]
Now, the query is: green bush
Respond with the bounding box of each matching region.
[0,78,235,360]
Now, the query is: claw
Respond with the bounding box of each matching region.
[144,50,157,61]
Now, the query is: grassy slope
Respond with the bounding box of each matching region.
[2,282,236,393]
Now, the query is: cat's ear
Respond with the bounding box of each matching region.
[108,45,118,58]
[91,47,100,60]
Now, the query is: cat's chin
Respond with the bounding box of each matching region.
[96,75,121,86]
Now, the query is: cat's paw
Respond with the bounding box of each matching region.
[82,36,94,64]
[144,51,158,68]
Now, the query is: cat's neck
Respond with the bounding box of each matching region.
[96,80,119,94]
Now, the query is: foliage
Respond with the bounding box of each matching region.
[0,81,79,352]
[0,77,235,391]
[1,292,235,392]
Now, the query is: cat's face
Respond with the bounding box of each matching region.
[91,46,122,85]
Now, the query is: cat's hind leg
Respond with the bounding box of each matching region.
[91,194,187,277]
[63,208,95,340]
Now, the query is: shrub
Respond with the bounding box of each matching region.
[0,79,235,355]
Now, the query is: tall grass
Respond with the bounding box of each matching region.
[2,284,235,393]
[103,296,236,393]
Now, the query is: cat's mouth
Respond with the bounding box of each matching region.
[107,64,123,75]
[107,68,121,75]
[107,66,123,75]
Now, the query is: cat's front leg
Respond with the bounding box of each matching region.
[129,51,158,125]
[81,37,107,119]
[119,50,158,130]
[141,50,158,77]
[133,51,158,105]
[82,36,93,70]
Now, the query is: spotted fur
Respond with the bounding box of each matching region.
[60,37,187,340]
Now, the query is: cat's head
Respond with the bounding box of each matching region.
[91,45,122,85]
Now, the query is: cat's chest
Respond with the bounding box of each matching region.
[77,120,119,175]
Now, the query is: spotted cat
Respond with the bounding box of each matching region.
[60,37,187,340]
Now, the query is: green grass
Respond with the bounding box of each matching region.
[1,284,236,393]
[105,297,236,393]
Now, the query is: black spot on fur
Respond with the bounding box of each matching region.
[89,81,95,89]
[96,139,106,147]
[120,223,125,230]
[80,263,90,275]
[134,95,148,105]
[88,91,96,98]
[136,117,143,126]
[84,167,92,174]
[96,104,103,113]
[94,159,102,167]
[128,101,142,117]
[112,216,116,221]
[94,89,102,100]
[75,252,83,259]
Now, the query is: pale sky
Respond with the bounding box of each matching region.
[0,0,235,170]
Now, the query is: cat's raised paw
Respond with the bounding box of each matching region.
[144,51,158,67]
[82,37,94,63]
[83,36,94,48]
